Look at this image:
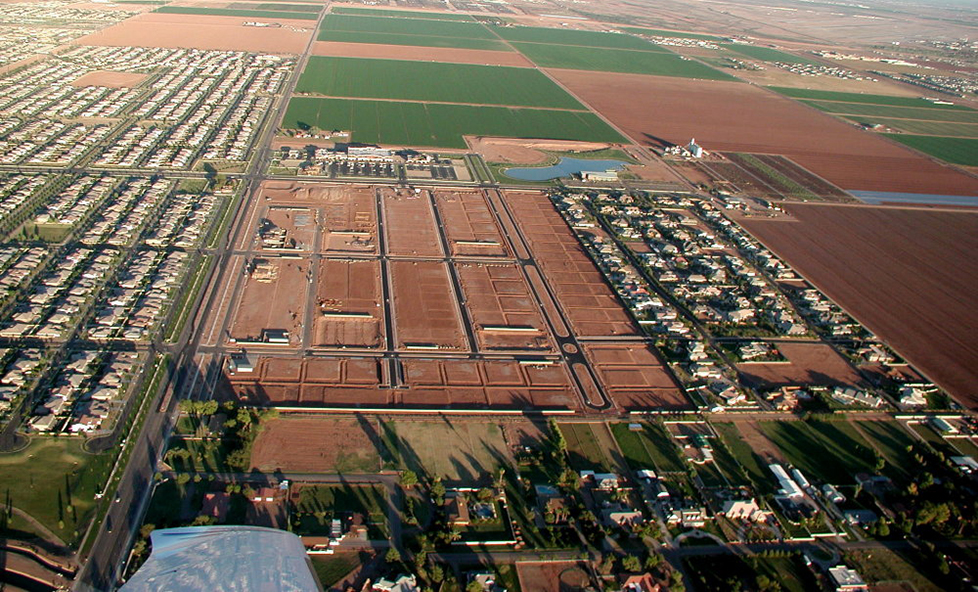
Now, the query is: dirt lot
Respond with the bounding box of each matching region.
[74,12,314,54]
[71,70,147,88]
[390,260,466,350]
[550,69,978,195]
[251,416,384,473]
[504,191,637,337]
[229,257,307,345]
[313,259,384,348]
[321,187,378,254]
[388,421,511,483]
[257,206,316,251]
[432,190,509,257]
[312,41,533,67]
[740,204,978,408]
[516,561,592,592]
[467,137,614,164]
[382,188,443,257]
[456,262,554,352]
[582,343,688,410]
[737,342,865,388]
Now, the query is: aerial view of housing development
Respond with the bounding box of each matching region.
[0,0,976,590]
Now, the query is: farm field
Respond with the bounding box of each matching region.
[495,25,665,50]
[712,422,774,493]
[316,14,508,51]
[722,43,818,65]
[724,152,854,201]
[769,87,973,109]
[621,26,724,41]
[250,417,386,473]
[609,422,685,473]
[295,57,585,110]
[854,420,918,483]
[803,100,978,123]
[311,41,533,67]
[757,419,877,485]
[385,421,510,482]
[330,7,476,20]
[851,118,978,137]
[558,422,611,471]
[516,43,735,80]
[551,69,978,194]
[75,12,314,53]
[282,97,626,149]
[885,135,978,166]
[740,204,978,408]
[154,5,319,19]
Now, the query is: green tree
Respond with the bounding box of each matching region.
[621,555,641,572]
[385,547,401,564]
[466,580,483,592]
[399,470,418,489]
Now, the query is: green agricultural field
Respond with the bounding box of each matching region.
[228,2,322,11]
[770,87,972,109]
[804,100,978,123]
[885,135,978,166]
[330,6,475,20]
[610,423,655,469]
[558,423,611,471]
[758,420,876,485]
[282,97,627,149]
[155,5,319,19]
[494,25,665,50]
[609,422,685,473]
[295,57,585,110]
[910,423,959,457]
[513,43,737,80]
[0,437,113,545]
[621,26,725,42]
[712,422,774,493]
[317,14,500,47]
[846,117,978,138]
[723,44,818,65]
[854,420,918,483]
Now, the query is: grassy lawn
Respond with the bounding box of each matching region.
[0,437,113,545]
[163,254,212,343]
[641,423,686,473]
[282,97,626,148]
[295,57,585,110]
[513,43,736,80]
[885,135,978,166]
[722,44,818,65]
[910,423,959,457]
[385,421,509,482]
[951,437,978,458]
[758,420,876,485]
[609,422,655,469]
[710,435,752,487]
[155,5,318,18]
[494,25,666,50]
[558,423,611,472]
[684,554,819,592]
[310,553,363,588]
[165,437,233,473]
[844,548,943,592]
[712,422,773,493]
[769,87,973,109]
[294,484,387,537]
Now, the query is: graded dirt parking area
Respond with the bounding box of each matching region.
[74,12,314,53]
[740,204,978,409]
[432,190,508,257]
[504,191,637,337]
[71,70,148,88]
[737,342,865,388]
[387,421,511,483]
[312,41,534,67]
[381,188,443,257]
[456,262,554,352]
[516,561,592,592]
[313,259,384,348]
[551,70,978,195]
[229,257,307,345]
[390,260,466,350]
[251,416,385,473]
[582,343,688,410]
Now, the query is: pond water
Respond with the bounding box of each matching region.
[504,157,628,181]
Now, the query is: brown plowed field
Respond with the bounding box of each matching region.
[313,259,384,348]
[432,190,509,257]
[312,41,533,67]
[456,262,554,352]
[229,257,307,345]
[582,343,688,410]
[550,70,978,195]
[390,260,466,350]
[73,12,313,53]
[503,191,637,337]
[740,204,978,408]
[382,188,443,257]
[251,417,384,473]
[737,342,865,389]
